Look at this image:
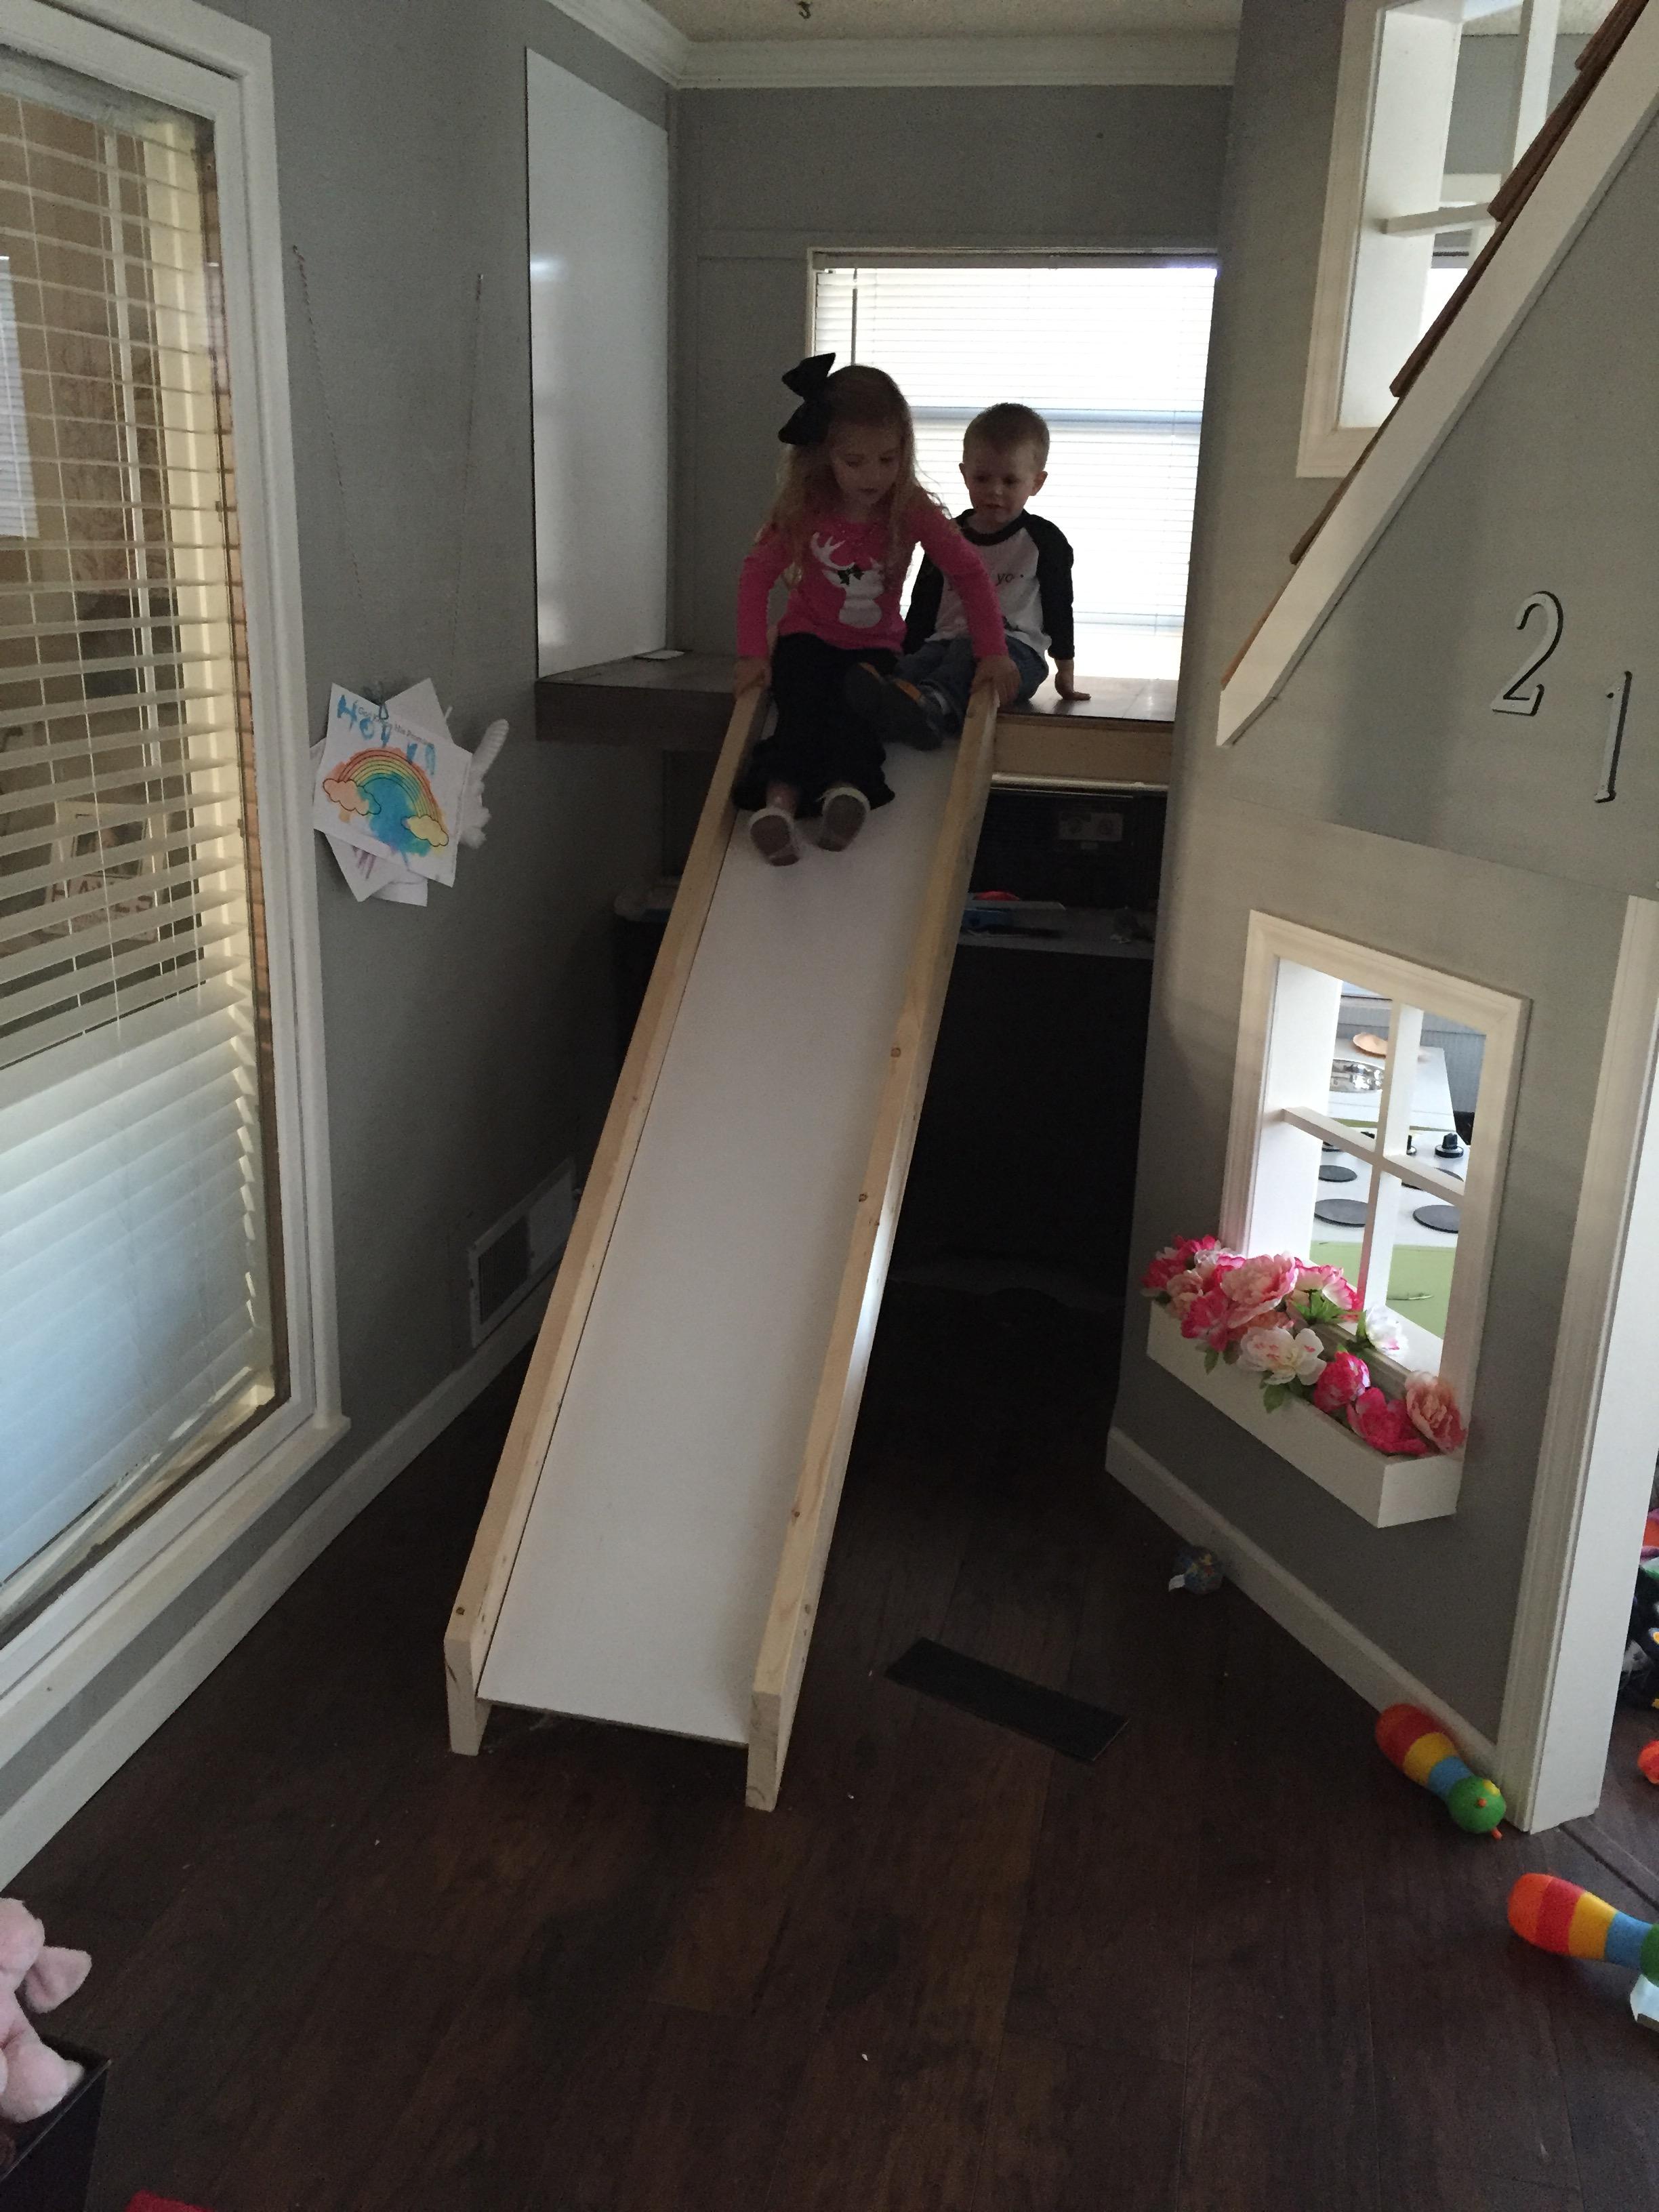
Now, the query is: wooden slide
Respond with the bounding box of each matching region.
[444,687,996,1809]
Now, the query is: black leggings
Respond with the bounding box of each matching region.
[732,632,897,817]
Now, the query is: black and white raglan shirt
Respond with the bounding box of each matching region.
[902,510,1076,665]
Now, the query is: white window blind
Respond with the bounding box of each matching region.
[0,54,280,1612]
[813,262,1216,684]
[0,253,33,538]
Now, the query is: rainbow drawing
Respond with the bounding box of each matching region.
[322,748,451,859]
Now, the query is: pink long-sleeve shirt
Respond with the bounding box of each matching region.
[736,501,1006,661]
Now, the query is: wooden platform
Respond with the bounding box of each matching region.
[536,654,1174,792]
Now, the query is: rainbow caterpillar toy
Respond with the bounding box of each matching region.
[1509,1874,1659,2029]
[1375,1703,1507,1835]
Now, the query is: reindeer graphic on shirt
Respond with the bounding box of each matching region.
[809,533,885,630]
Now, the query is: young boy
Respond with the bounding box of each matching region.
[845,401,1088,750]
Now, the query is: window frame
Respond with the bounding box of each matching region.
[1300,0,1570,480]
[1220,913,1527,1416]
[0,0,340,1719]
[806,248,1215,684]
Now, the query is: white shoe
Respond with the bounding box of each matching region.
[818,784,870,851]
[750,804,799,865]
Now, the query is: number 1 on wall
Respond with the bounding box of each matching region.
[1596,670,1633,804]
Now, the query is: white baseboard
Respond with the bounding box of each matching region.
[0,1290,550,1885]
[1106,1424,1499,1777]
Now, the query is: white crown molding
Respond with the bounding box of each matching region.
[678,32,1237,89]
[544,0,692,83]
[541,0,1236,90]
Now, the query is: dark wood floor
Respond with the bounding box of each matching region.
[1577,1704,1659,1908]
[20,1285,1659,2212]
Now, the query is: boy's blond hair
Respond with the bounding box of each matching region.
[965,402,1050,467]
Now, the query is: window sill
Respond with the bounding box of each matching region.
[1145,1303,1461,1527]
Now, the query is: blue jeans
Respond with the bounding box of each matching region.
[895,635,1047,736]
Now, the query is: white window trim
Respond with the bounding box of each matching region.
[1299,0,1572,483]
[1302,0,1446,480]
[1220,914,1527,1419]
[1223,0,1659,744]
[1498,896,1659,1828]
[0,0,342,1753]
[807,250,1214,680]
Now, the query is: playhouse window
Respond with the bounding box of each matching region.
[1220,916,1527,1412]
[812,258,1215,686]
[1298,0,1612,478]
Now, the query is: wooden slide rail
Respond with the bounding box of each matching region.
[443,684,762,1754]
[746,689,998,1808]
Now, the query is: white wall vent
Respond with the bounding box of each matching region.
[468,1162,576,1347]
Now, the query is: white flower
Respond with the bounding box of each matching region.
[1237,1324,1328,1385]
[1362,1305,1408,1355]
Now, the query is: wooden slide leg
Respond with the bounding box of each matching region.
[745,1696,783,1811]
[445,1640,491,1755]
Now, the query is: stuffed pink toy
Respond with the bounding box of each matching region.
[0,1901,89,2123]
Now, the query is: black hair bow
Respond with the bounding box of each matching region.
[778,352,835,446]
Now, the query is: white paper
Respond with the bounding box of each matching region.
[311,737,428,905]
[312,683,470,887]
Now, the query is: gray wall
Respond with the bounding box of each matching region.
[673,83,1232,653]
[1115,0,1650,1737]
[0,0,666,1818]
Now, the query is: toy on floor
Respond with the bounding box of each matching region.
[1167,1546,1223,1594]
[1639,1740,1659,1786]
[0,1901,90,2123]
[1374,1703,1507,1835]
[1508,1872,1659,2030]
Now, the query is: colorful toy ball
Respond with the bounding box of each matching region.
[1509,1873,1659,1979]
[1639,1740,1659,1786]
[1374,1702,1507,1834]
[1167,1546,1223,1595]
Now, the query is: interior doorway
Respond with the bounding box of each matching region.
[1495,897,1659,1841]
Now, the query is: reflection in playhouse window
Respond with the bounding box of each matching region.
[1220,914,1528,1417]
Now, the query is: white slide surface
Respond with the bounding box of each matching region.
[478,749,955,1743]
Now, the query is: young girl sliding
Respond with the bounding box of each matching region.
[733,355,1017,865]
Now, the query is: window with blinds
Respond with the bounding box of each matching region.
[0,52,282,1621]
[813,260,1216,684]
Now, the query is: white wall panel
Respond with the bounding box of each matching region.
[528,51,669,673]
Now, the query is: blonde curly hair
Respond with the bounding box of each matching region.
[766,364,937,575]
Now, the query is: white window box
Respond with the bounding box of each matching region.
[1145,1302,1462,1526]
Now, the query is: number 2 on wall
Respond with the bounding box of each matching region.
[1491,591,1563,716]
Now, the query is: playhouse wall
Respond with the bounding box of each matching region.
[1115,0,1647,1738]
[671,81,1233,653]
